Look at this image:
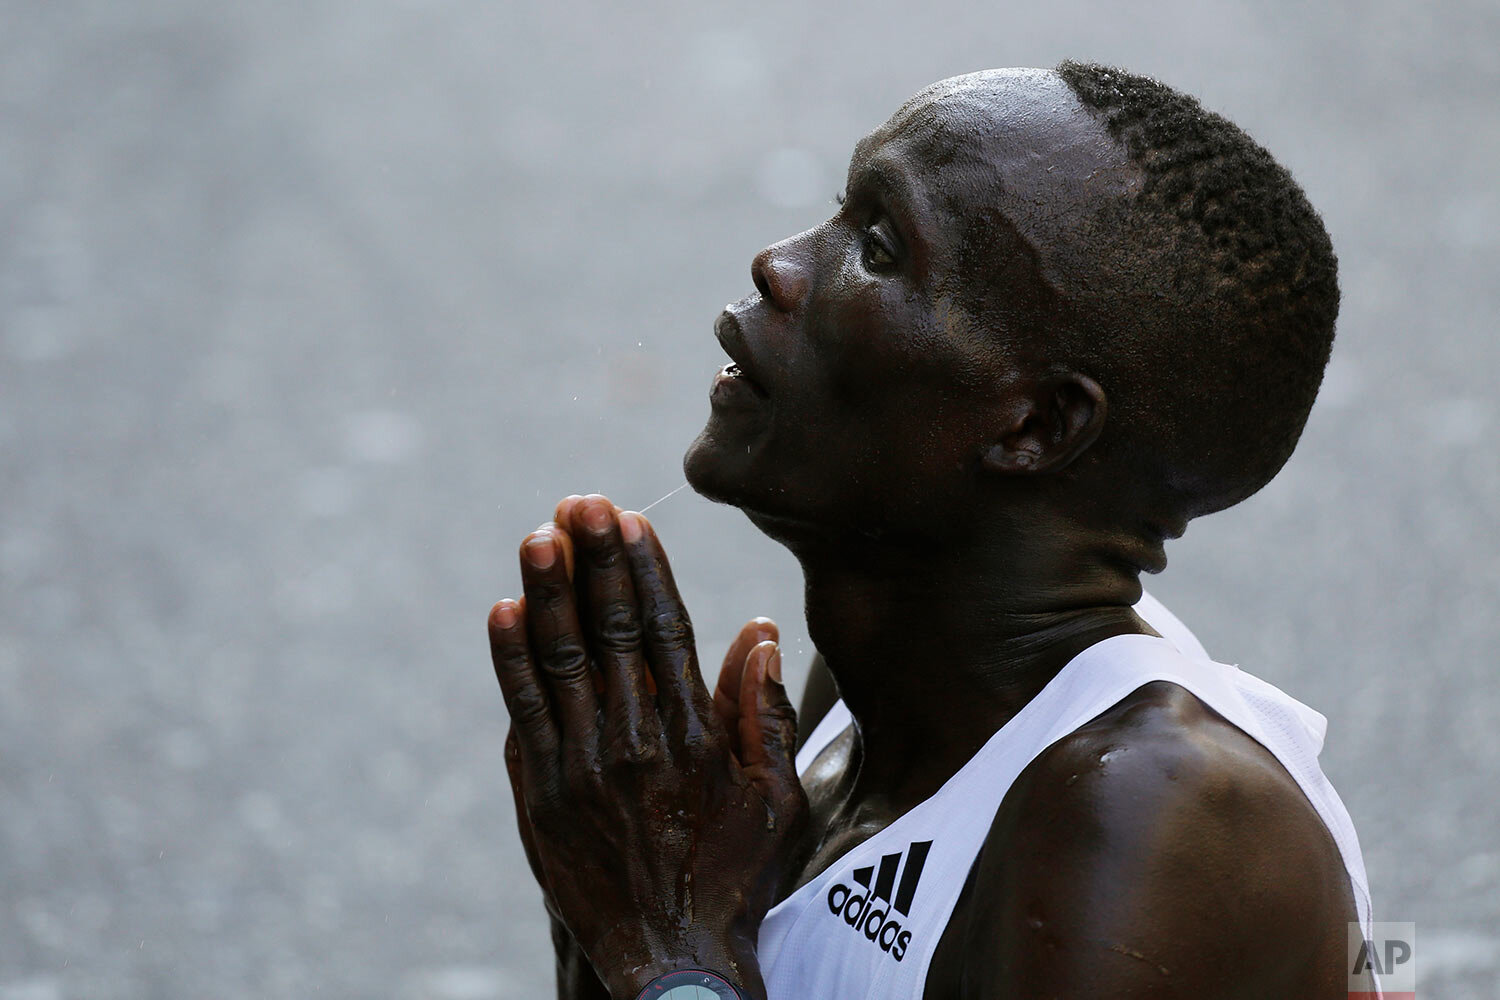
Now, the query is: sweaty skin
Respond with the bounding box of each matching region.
[492,498,807,1000]
[493,68,1369,998]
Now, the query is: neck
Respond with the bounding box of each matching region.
[771,505,1154,809]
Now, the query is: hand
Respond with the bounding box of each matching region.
[488,495,807,1000]
[508,498,780,1000]
[517,498,779,900]
[505,614,782,916]
[508,620,790,1000]
[503,626,786,998]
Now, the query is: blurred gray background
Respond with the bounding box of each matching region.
[3,0,1497,996]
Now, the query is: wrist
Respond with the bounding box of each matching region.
[597,932,764,1000]
[626,967,758,1000]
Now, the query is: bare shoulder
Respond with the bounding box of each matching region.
[934,682,1360,999]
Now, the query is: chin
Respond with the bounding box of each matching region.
[683,426,839,549]
[682,423,755,508]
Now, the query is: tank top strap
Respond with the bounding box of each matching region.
[794,699,852,774]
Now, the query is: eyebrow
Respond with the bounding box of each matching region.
[846,156,916,213]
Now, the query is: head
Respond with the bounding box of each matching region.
[684,63,1338,573]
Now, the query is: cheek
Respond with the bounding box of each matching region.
[810,275,931,396]
[785,365,985,505]
[775,263,1002,501]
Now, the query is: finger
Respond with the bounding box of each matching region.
[506,728,567,920]
[538,516,576,582]
[715,618,778,758]
[519,527,600,765]
[552,497,584,578]
[489,599,563,803]
[553,495,584,531]
[504,730,543,875]
[738,640,803,823]
[554,495,622,581]
[572,495,661,757]
[548,506,614,699]
[619,511,716,743]
[554,496,621,547]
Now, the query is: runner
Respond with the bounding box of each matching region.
[490,62,1377,999]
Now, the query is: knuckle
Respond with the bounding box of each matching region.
[609,734,660,767]
[645,608,695,649]
[762,700,799,726]
[680,724,722,762]
[507,686,552,727]
[594,601,644,652]
[626,741,661,766]
[526,577,570,608]
[537,636,589,677]
[495,641,532,672]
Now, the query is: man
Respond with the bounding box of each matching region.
[489,62,1377,998]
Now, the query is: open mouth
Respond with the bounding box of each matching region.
[713,310,771,400]
[717,361,769,398]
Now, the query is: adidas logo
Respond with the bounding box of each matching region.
[824,840,932,963]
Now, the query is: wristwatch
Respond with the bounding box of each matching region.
[632,968,749,999]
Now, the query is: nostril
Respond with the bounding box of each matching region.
[752,243,808,313]
[751,248,773,300]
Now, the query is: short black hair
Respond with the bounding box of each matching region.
[1053,60,1339,521]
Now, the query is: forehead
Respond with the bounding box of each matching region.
[852,69,1142,276]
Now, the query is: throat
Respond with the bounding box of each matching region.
[800,559,1153,807]
[785,589,1153,903]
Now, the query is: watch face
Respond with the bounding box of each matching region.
[634,969,744,1000]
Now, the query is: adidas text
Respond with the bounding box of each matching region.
[823,840,932,963]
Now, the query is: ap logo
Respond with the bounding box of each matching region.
[1347,922,1415,999]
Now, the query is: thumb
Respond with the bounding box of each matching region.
[737,640,803,819]
[715,618,778,756]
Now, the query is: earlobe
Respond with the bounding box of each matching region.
[981,373,1107,475]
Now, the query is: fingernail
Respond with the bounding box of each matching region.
[765,642,783,684]
[619,511,642,544]
[492,600,518,629]
[580,499,611,534]
[524,534,556,569]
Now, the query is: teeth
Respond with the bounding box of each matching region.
[725,363,742,376]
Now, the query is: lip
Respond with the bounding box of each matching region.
[713,309,770,398]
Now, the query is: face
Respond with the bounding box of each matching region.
[682,69,1138,545]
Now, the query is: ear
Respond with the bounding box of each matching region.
[981,372,1107,475]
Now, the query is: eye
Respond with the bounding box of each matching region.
[861,223,898,270]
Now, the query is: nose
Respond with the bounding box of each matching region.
[751,237,809,313]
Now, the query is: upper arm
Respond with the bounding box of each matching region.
[952,685,1358,999]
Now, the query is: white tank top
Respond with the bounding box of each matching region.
[756,591,1377,999]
